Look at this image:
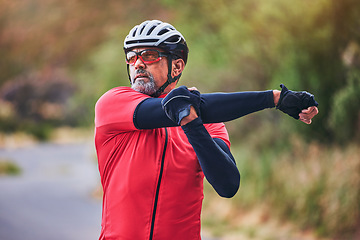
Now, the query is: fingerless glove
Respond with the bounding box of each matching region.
[276,84,319,119]
[161,86,201,125]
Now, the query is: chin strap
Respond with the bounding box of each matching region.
[127,64,131,83]
[152,55,181,98]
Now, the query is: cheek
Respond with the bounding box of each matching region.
[128,66,136,79]
[150,65,169,83]
[154,72,168,86]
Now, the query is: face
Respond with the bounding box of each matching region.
[127,47,169,96]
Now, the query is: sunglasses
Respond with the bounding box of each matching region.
[126,49,169,65]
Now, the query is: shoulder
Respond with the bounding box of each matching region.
[98,86,142,101]
[95,87,151,127]
[96,87,149,109]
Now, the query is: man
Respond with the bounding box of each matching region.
[94,20,318,240]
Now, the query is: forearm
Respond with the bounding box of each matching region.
[181,118,240,198]
[134,90,275,129]
[200,91,275,123]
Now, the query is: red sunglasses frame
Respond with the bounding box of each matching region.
[126,49,169,65]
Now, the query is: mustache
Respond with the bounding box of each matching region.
[135,69,150,77]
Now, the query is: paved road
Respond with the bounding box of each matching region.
[0,142,217,240]
[0,142,102,240]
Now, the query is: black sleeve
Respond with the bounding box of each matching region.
[181,117,240,198]
[134,98,176,129]
[134,90,275,129]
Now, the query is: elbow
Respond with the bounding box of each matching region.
[216,173,240,198]
[219,190,237,199]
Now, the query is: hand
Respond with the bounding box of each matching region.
[180,87,199,125]
[276,84,319,122]
[161,86,201,125]
[299,106,319,124]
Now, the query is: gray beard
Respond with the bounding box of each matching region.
[131,71,158,96]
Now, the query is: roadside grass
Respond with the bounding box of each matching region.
[0,159,21,176]
[202,136,360,240]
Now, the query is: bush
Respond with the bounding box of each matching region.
[231,138,360,238]
[0,68,81,140]
[329,70,360,143]
[0,160,21,176]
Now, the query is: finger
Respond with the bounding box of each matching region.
[302,106,318,114]
[300,118,312,124]
[306,107,319,118]
[312,106,319,115]
[299,108,318,123]
[301,106,313,113]
[303,106,319,112]
[299,112,316,121]
[301,107,310,113]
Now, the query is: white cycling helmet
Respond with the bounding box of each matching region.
[124,20,188,64]
[124,20,189,97]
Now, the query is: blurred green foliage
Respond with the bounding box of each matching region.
[0,0,359,143]
[0,159,21,176]
[228,140,360,239]
[329,70,360,143]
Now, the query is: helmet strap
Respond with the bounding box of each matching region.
[127,64,131,83]
[152,55,181,97]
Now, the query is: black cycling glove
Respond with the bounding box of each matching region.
[161,86,201,125]
[276,84,319,119]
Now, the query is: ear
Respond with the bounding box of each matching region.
[172,58,185,77]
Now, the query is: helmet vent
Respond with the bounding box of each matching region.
[165,36,181,44]
[158,28,170,36]
[139,25,147,35]
[148,26,157,35]
[126,39,158,45]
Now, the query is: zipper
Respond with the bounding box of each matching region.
[149,128,168,240]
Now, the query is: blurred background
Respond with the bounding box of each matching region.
[0,0,359,239]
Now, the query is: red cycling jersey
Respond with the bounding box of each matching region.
[95,87,230,240]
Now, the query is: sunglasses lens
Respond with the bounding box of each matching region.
[141,50,160,62]
[126,52,137,64]
[126,50,165,65]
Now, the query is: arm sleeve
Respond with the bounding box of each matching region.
[181,118,240,198]
[134,90,275,129]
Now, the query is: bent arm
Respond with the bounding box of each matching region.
[182,118,240,198]
[134,90,275,129]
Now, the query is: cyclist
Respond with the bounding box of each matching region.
[95,20,318,240]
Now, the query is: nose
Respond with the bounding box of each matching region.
[134,56,146,69]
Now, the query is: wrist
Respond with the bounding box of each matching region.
[181,116,203,132]
[180,106,199,126]
[273,90,281,106]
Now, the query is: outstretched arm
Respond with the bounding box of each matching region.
[134,89,276,129]
[134,85,318,129]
